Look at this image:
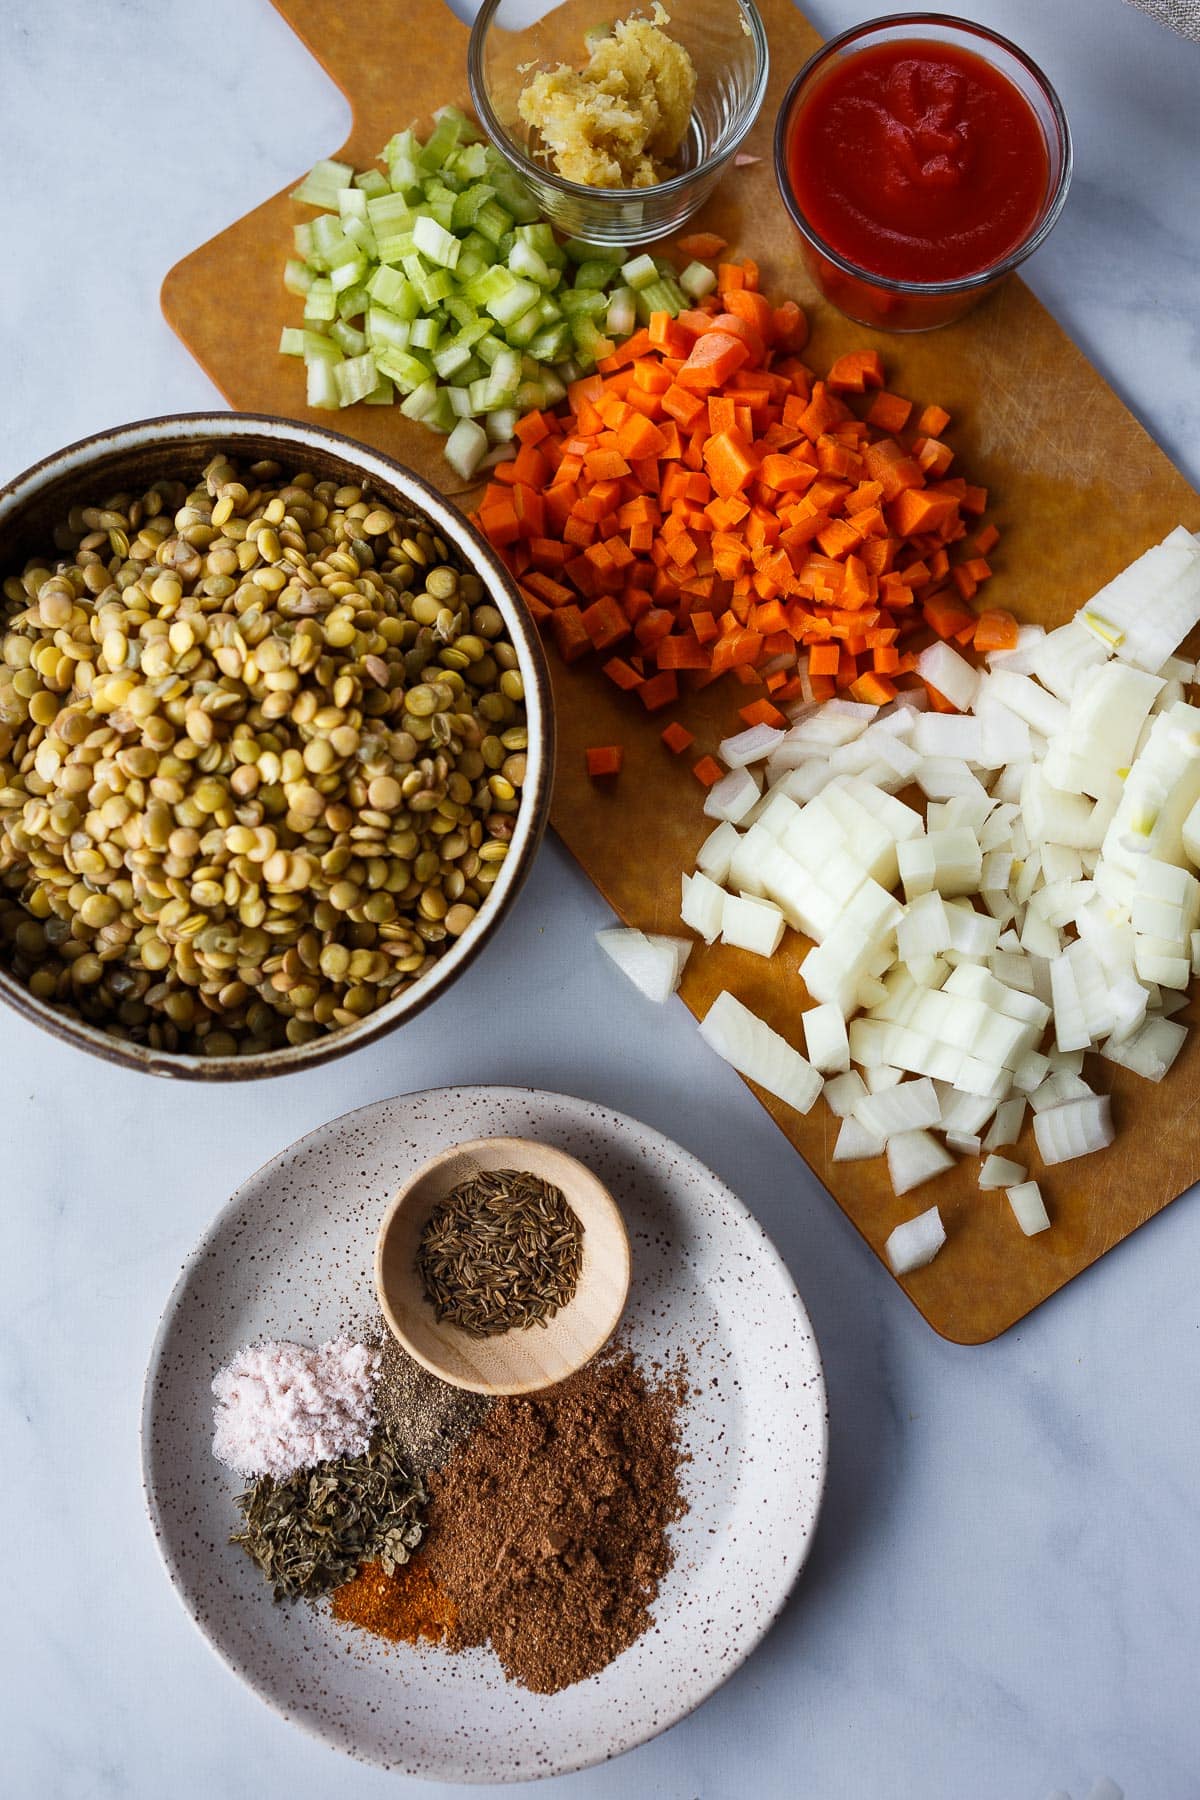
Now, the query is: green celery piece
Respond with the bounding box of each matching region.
[446,385,474,418]
[366,306,413,352]
[374,348,434,394]
[293,222,315,263]
[680,259,718,300]
[408,316,440,351]
[366,267,421,319]
[333,353,381,407]
[560,287,608,319]
[442,295,478,331]
[486,276,541,328]
[486,408,521,445]
[452,142,490,181]
[338,188,368,222]
[635,279,683,322]
[573,259,615,292]
[303,281,336,324]
[336,283,370,321]
[487,165,540,224]
[515,378,548,413]
[432,342,474,379]
[606,285,637,337]
[456,249,489,283]
[418,265,457,308]
[291,158,354,208]
[283,259,313,297]
[389,155,424,195]
[444,417,489,480]
[400,377,440,421]
[474,199,515,247]
[330,258,366,294]
[311,213,359,269]
[451,183,497,231]
[342,215,379,260]
[331,320,368,357]
[306,356,342,408]
[412,215,461,270]
[570,314,615,361]
[473,331,508,368]
[363,374,395,404]
[562,237,619,264]
[541,368,567,406]
[503,306,545,349]
[468,375,495,413]
[488,346,523,401]
[354,168,390,199]
[367,192,413,239]
[527,322,570,362]
[622,253,660,291]
[278,326,307,357]
[508,240,554,287]
[419,190,457,232]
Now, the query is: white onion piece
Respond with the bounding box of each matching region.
[984,1097,1026,1149]
[802,1002,850,1074]
[917,640,981,712]
[1101,1014,1187,1080]
[718,722,784,768]
[823,1070,867,1117]
[1007,1181,1051,1235]
[595,929,685,1004]
[680,871,726,944]
[1033,1094,1115,1164]
[832,1114,885,1161]
[695,820,741,884]
[698,991,823,1114]
[979,1153,1026,1189]
[985,622,1046,674]
[1030,618,1109,699]
[884,1204,947,1272]
[703,764,761,824]
[946,1130,982,1155]
[646,934,693,987]
[856,1077,942,1141]
[886,1129,956,1196]
[1079,526,1200,670]
[721,894,786,958]
[864,1064,904,1092]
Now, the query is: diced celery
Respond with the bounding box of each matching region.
[570,315,615,363]
[485,408,521,444]
[329,258,366,294]
[408,316,440,351]
[291,158,354,208]
[468,375,495,413]
[515,378,548,413]
[336,284,370,321]
[373,348,433,393]
[452,142,490,181]
[420,186,457,232]
[353,168,390,199]
[451,183,497,231]
[680,259,718,300]
[283,259,314,297]
[635,278,683,322]
[487,276,541,327]
[367,192,413,240]
[474,331,508,368]
[503,305,546,349]
[363,374,395,404]
[574,259,616,292]
[527,322,571,362]
[311,214,359,269]
[621,253,660,290]
[432,341,474,379]
[488,165,541,224]
[331,320,368,357]
[279,326,307,357]
[333,353,381,407]
[299,330,342,363]
[416,265,456,308]
[412,214,461,269]
[342,215,378,259]
[293,222,315,262]
[367,307,413,352]
[427,389,458,434]
[560,287,608,319]
[366,267,421,318]
[400,378,440,421]
[338,188,368,222]
[420,109,467,172]
[303,280,336,324]
[456,248,489,283]
[606,285,637,337]
[562,237,619,264]
[446,386,474,418]
[444,418,489,481]
[508,240,554,287]
[541,369,567,406]
[474,199,515,247]
[306,357,342,408]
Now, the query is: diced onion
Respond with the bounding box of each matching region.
[1033,1094,1115,1165]
[595,929,687,1003]
[1007,1181,1051,1235]
[699,991,823,1114]
[884,1205,947,1273]
[886,1129,955,1196]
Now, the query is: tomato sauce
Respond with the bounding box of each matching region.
[787,39,1050,285]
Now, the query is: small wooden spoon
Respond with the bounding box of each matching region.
[375,1135,631,1396]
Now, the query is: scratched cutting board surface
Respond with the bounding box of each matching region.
[161,0,1200,1342]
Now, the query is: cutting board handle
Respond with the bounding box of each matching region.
[271,0,471,124]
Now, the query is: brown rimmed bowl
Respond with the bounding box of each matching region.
[0,413,554,1080]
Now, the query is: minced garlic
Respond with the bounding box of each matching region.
[517,5,697,190]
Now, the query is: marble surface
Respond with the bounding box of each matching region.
[1,1,1197,1795]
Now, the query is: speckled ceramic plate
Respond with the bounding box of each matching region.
[141,1086,827,1782]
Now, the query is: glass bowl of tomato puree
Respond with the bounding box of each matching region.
[773,14,1072,332]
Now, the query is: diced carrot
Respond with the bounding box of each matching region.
[677,232,728,260]
[692,754,725,787]
[677,331,751,393]
[827,350,885,393]
[586,745,623,778]
[581,595,630,653]
[603,656,643,691]
[973,523,1000,555]
[656,633,710,671]
[549,605,592,663]
[661,720,696,754]
[809,643,840,676]
[738,698,787,728]
[637,670,680,712]
[917,404,951,437]
[865,391,912,433]
[973,609,1019,653]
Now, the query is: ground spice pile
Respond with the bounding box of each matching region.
[421,1347,689,1694]
[374,1332,491,1473]
[331,1556,459,1645]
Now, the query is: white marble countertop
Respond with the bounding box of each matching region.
[2,2,1198,1796]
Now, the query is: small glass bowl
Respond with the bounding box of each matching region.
[468,0,769,247]
[774,13,1072,333]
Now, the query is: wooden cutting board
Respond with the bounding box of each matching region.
[162,0,1200,1342]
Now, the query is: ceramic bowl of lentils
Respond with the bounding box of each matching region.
[0,413,553,1078]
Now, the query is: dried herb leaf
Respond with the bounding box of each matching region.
[231,1430,426,1600]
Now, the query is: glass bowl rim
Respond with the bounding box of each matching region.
[772,10,1073,299]
[467,0,771,202]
